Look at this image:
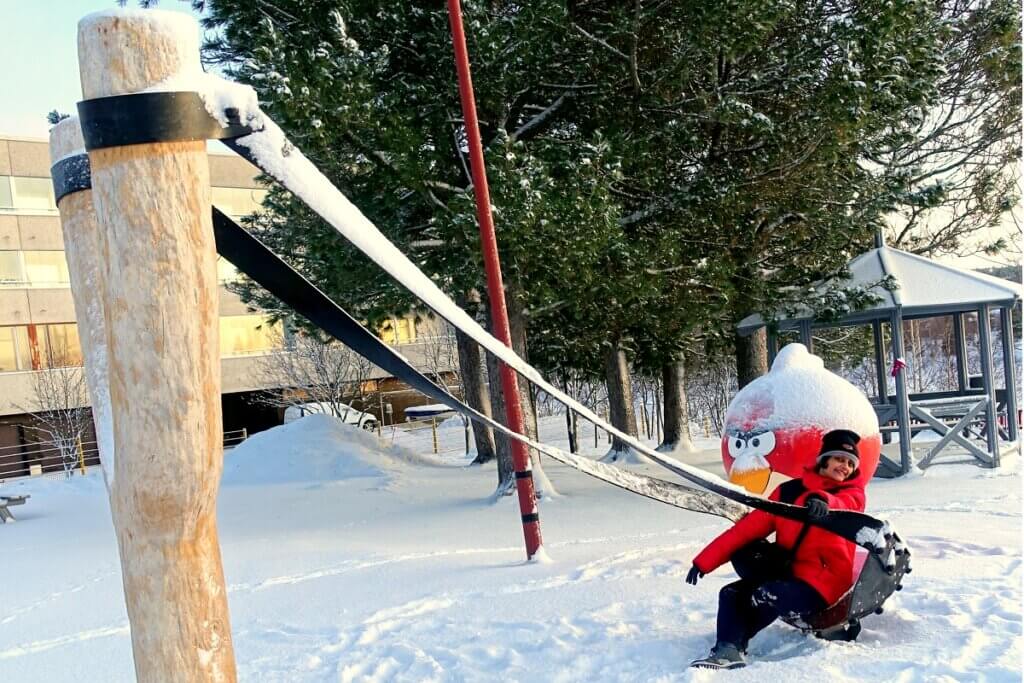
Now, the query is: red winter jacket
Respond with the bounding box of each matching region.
[692,467,867,606]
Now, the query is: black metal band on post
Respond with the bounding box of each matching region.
[76,91,253,151]
[521,513,540,524]
[514,470,533,479]
[51,153,92,203]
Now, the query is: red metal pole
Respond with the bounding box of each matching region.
[447,0,542,559]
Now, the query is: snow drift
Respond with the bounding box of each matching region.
[223,414,421,486]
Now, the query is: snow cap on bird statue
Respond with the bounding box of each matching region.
[722,343,881,494]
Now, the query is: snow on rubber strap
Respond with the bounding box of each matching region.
[211,208,744,522]
[75,90,891,548]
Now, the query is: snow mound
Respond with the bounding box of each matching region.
[726,343,879,437]
[436,415,468,430]
[598,446,650,465]
[223,414,395,486]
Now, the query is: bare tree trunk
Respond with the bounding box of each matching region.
[658,359,694,453]
[603,340,638,457]
[654,379,663,441]
[639,380,650,439]
[485,350,516,491]
[508,289,557,494]
[455,328,496,464]
[484,284,553,495]
[734,327,768,388]
[506,293,538,440]
[566,409,578,453]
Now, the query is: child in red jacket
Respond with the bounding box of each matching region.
[687,429,866,670]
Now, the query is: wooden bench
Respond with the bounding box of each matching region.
[0,495,29,523]
[909,396,994,468]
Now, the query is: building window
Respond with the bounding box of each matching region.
[0,252,71,288]
[0,177,12,209]
[219,314,282,356]
[212,187,268,218]
[38,323,82,367]
[0,323,85,371]
[23,251,70,288]
[0,326,32,371]
[0,252,24,286]
[379,316,417,345]
[10,177,56,212]
[0,317,286,372]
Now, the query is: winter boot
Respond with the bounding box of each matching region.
[689,642,747,670]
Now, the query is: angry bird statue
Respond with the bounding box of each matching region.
[722,343,882,494]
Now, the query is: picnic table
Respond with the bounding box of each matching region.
[0,494,29,523]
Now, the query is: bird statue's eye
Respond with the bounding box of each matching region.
[728,437,747,459]
[747,431,777,458]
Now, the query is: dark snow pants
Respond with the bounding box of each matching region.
[716,540,826,649]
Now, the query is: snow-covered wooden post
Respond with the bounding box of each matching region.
[49,117,115,490]
[77,11,237,682]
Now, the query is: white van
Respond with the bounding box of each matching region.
[403,404,458,422]
[283,401,379,430]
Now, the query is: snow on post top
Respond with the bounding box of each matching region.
[79,8,200,51]
[79,9,201,73]
[725,343,879,438]
[78,9,262,131]
[49,116,85,166]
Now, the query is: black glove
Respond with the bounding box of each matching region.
[686,564,705,585]
[805,494,829,520]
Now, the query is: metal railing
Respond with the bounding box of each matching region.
[223,428,248,448]
[0,428,251,483]
[382,416,472,457]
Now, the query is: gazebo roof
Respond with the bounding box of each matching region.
[738,246,1021,334]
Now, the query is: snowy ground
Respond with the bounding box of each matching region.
[0,414,1020,682]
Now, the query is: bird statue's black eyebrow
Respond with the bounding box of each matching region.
[724,427,773,440]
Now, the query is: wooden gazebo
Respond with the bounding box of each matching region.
[738,242,1020,477]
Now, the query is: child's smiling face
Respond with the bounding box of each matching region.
[820,454,856,481]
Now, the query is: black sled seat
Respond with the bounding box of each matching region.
[783,531,911,641]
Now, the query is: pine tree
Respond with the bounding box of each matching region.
[200,1,628,484]
[200,0,952,455]
[561,0,947,387]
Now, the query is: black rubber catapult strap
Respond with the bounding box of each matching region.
[72,89,895,547]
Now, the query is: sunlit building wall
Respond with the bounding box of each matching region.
[0,136,453,455]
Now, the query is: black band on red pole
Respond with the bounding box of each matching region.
[514,470,533,479]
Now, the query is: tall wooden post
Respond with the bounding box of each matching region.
[49,117,115,489]
[78,11,236,682]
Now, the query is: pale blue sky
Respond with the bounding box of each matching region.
[0,1,202,140]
